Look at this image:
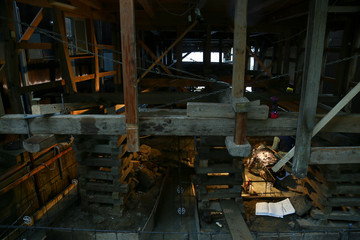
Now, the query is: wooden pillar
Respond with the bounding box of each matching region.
[293,0,328,178]
[0,0,22,114]
[344,16,360,112]
[120,0,139,152]
[203,25,211,73]
[275,39,283,74]
[232,0,248,145]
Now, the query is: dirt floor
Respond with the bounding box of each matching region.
[52,178,162,231]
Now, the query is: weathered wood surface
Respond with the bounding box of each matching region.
[23,134,57,153]
[293,0,328,178]
[272,81,360,172]
[310,147,360,164]
[120,0,139,152]
[187,102,269,120]
[221,199,253,240]
[32,102,99,114]
[1,113,360,136]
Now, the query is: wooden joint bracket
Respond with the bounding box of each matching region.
[231,97,251,113]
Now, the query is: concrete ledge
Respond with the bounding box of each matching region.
[225,136,251,157]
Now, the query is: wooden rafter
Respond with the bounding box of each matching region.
[19,8,43,42]
[137,0,155,18]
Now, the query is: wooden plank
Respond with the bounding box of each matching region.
[195,164,242,174]
[19,8,43,42]
[310,147,360,165]
[292,0,328,178]
[99,71,117,78]
[53,8,76,93]
[80,157,122,167]
[221,200,253,240]
[74,74,94,82]
[69,55,94,60]
[20,80,65,93]
[328,197,360,207]
[76,0,102,10]
[32,102,98,114]
[272,82,360,172]
[23,134,57,153]
[120,0,139,152]
[187,102,269,120]
[311,209,360,222]
[16,42,52,49]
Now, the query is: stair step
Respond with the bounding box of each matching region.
[195,164,242,174]
[81,157,122,167]
[85,182,128,193]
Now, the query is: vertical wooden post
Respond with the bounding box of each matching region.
[52,8,76,94]
[283,33,291,77]
[0,92,5,116]
[203,25,211,73]
[232,0,248,145]
[293,0,328,178]
[0,0,22,113]
[120,0,139,152]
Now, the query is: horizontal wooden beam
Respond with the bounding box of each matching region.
[0,112,359,136]
[16,42,52,50]
[310,147,360,164]
[187,102,269,120]
[74,74,94,82]
[19,80,65,93]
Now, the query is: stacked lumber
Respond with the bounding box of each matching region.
[193,137,243,210]
[303,165,360,226]
[74,135,134,214]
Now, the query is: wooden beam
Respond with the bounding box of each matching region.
[292,0,328,178]
[74,74,94,82]
[20,80,65,93]
[138,20,198,81]
[232,0,248,145]
[328,6,360,13]
[272,81,360,173]
[187,102,268,120]
[221,200,253,240]
[52,8,76,93]
[0,0,22,113]
[138,39,173,75]
[19,8,43,42]
[203,24,211,73]
[120,0,139,152]
[310,147,360,165]
[112,23,122,92]
[1,112,360,136]
[137,0,155,18]
[32,102,98,114]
